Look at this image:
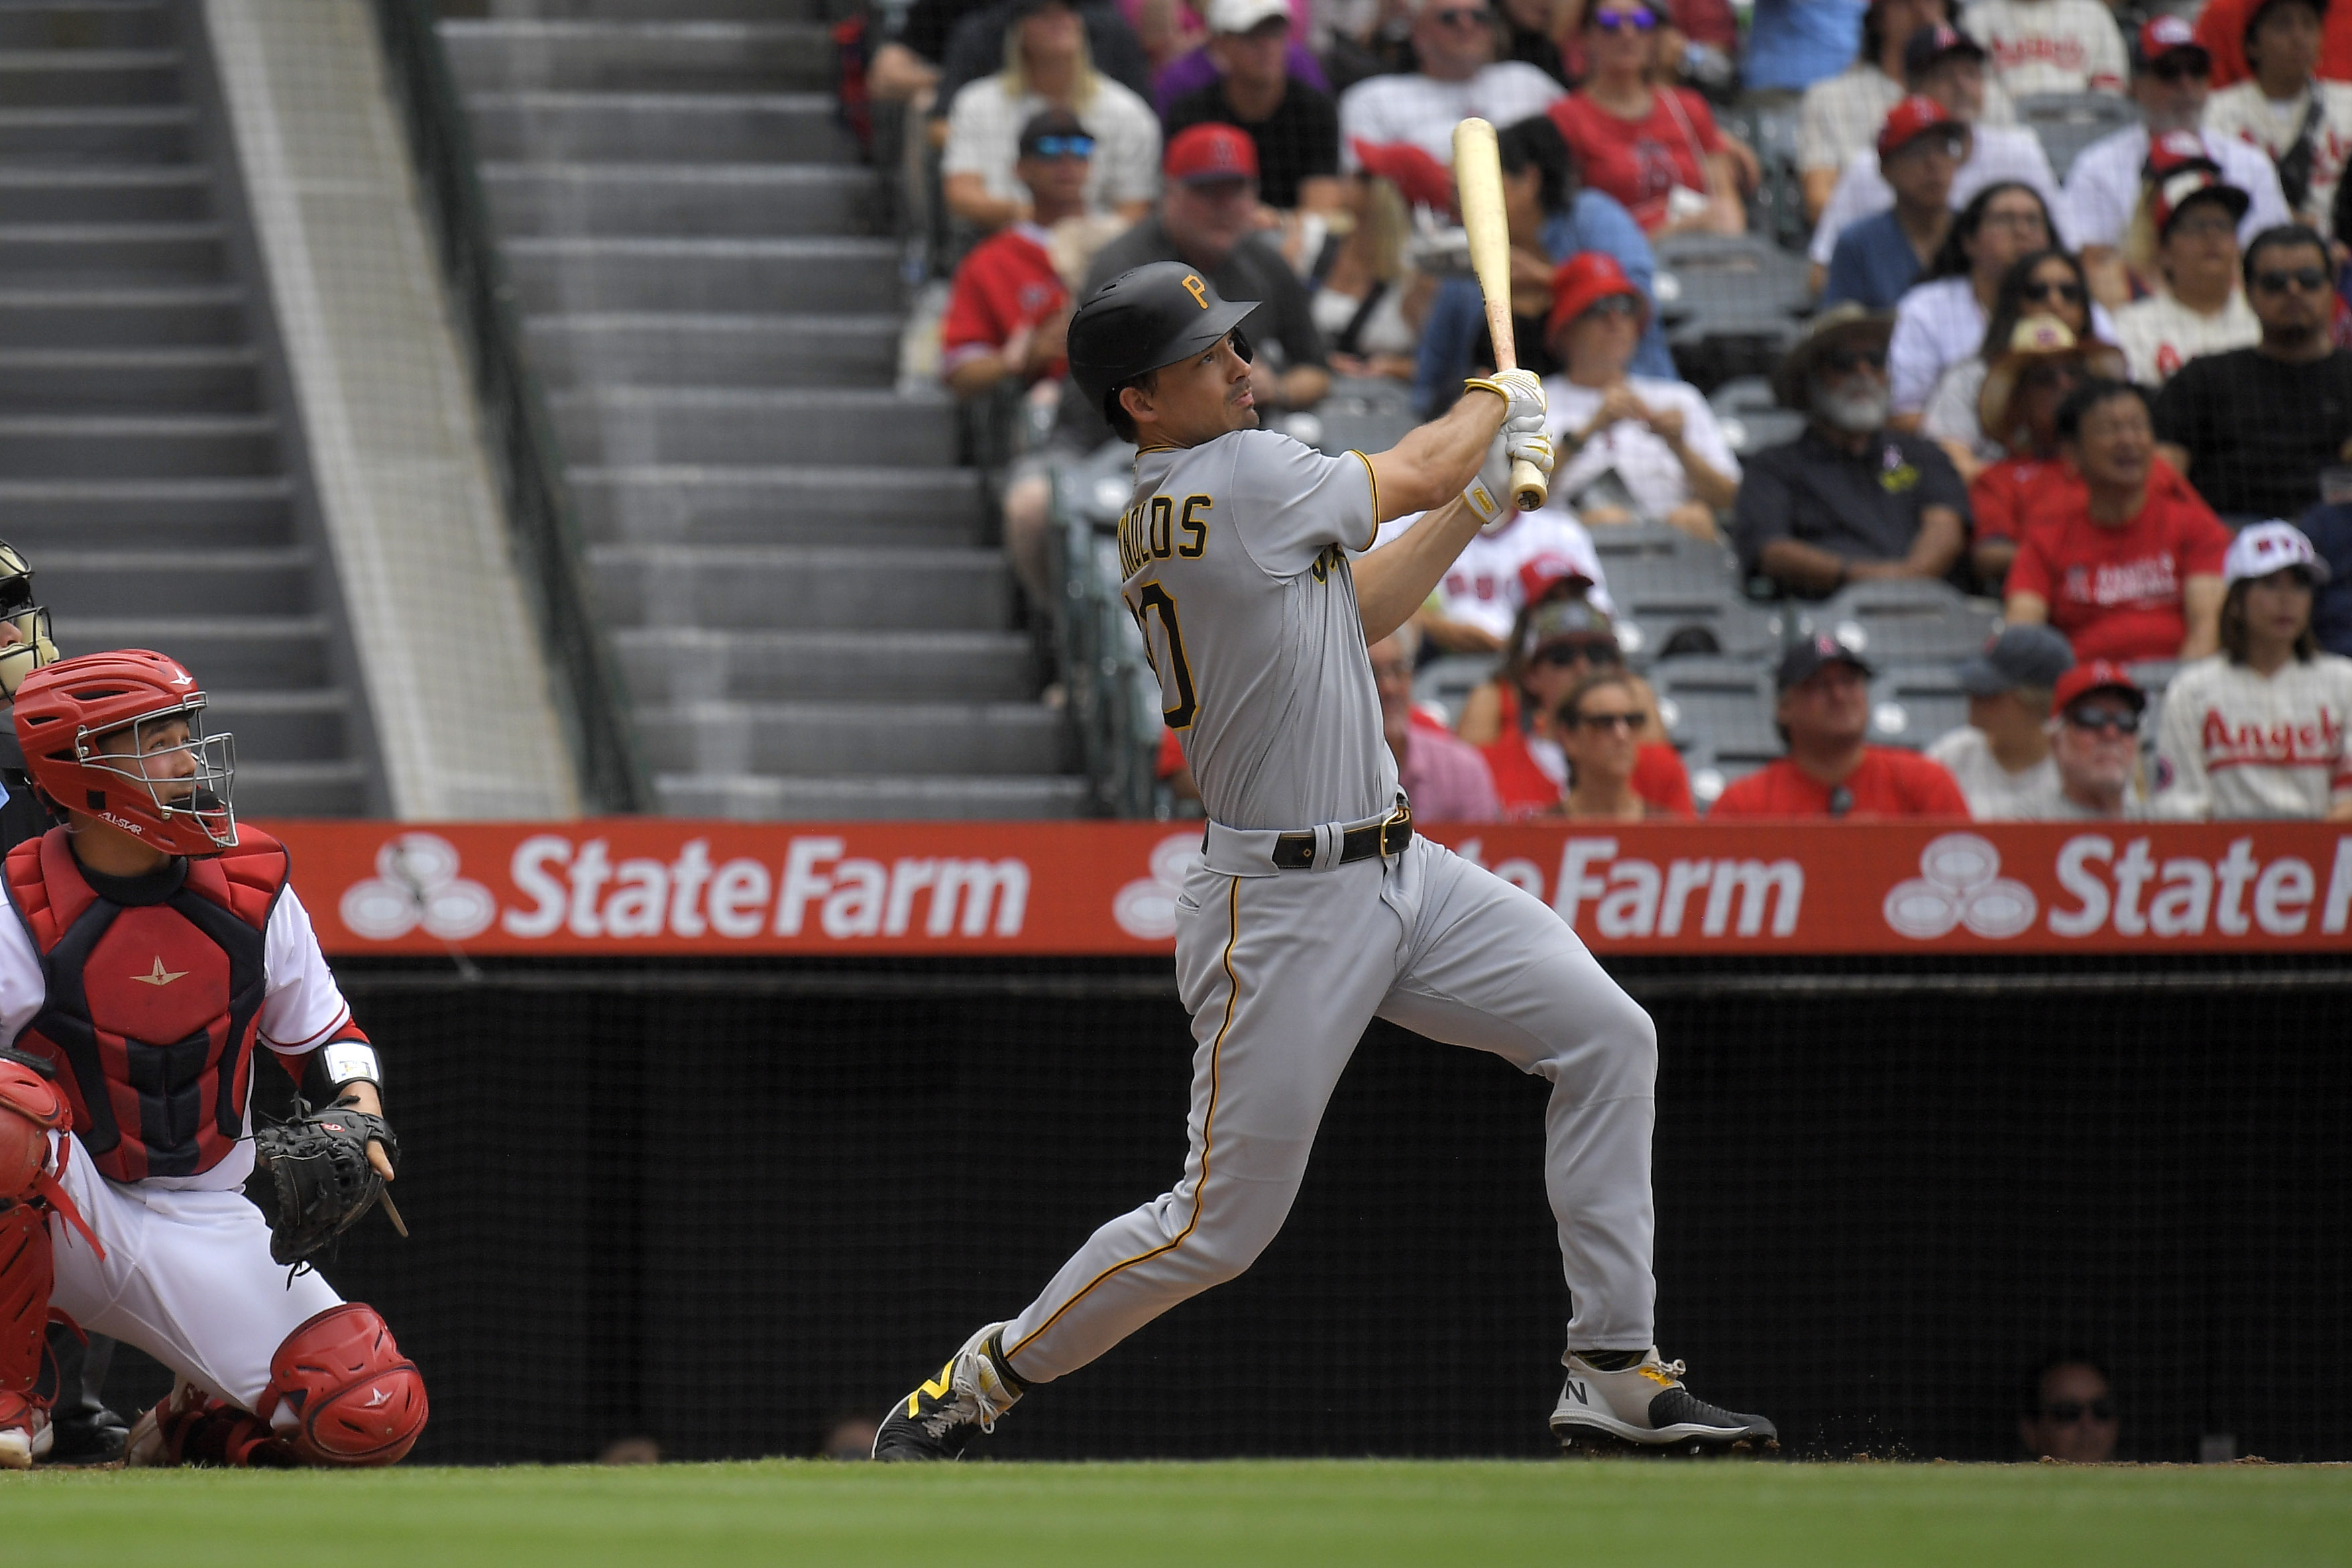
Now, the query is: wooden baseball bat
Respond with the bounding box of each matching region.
[1450,117,1549,512]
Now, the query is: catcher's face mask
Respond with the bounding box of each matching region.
[82,703,237,853]
[0,547,58,699]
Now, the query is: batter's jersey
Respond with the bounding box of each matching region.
[1120,429,1395,832]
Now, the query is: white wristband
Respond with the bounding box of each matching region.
[1462,473,1506,526]
[320,1041,381,1090]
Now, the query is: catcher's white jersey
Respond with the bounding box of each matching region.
[1120,429,1396,831]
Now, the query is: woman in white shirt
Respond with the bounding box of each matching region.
[1921,246,2103,472]
[1537,249,1739,541]
[1889,180,2059,418]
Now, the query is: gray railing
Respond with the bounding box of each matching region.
[368,0,648,814]
[1048,453,1161,817]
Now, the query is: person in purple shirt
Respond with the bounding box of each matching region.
[1160,0,1341,211]
[1152,0,1329,113]
[1372,627,1502,822]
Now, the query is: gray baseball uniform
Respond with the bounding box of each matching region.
[996,429,1660,1383]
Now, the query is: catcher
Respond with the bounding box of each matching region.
[0,650,425,1469]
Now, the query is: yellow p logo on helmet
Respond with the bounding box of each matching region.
[1181,274,1209,309]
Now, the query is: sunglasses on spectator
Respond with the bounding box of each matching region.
[1026,134,1095,159]
[2041,1399,2116,1424]
[2254,266,2331,294]
[1534,639,1622,668]
[1592,5,1658,30]
[1822,345,1887,374]
[2021,278,2086,304]
[1583,295,1641,321]
[2065,704,2141,735]
[1571,708,1646,732]
[2146,58,2208,84]
[1431,5,1491,27]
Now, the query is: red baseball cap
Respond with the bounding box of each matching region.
[1544,251,1645,343]
[2053,659,2145,712]
[2145,127,2221,180]
[2135,13,2212,70]
[1877,94,1961,158]
[1165,122,1258,184]
[1518,550,1598,606]
[1350,138,1453,213]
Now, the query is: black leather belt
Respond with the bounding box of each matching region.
[1269,808,1414,871]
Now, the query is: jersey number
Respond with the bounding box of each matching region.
[1129,583,1198,730]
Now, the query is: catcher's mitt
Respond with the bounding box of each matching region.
[253,1097,400,1266]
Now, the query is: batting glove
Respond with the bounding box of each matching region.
[1504,413,1555,479]
[1464,367,1545,427]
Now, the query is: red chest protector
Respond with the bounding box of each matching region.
[4,826,286,1183]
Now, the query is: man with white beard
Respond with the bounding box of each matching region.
[1730,304,1970,599]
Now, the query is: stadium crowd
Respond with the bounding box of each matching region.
[870,0,2352,822]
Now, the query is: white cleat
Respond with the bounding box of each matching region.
[123,1377,207,1468]
[0,1396,51,1470]
[1551,1348,1777,1455]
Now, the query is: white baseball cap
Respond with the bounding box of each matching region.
[1209,0,1290,34]
[2223,520,2332,585]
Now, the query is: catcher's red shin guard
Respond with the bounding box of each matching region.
[3,1060,74,1399]
[255,1304,427,1465]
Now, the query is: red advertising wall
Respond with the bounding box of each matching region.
[258,819,2352,957]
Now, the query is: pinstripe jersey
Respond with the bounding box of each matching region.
[1119,429,1396,832]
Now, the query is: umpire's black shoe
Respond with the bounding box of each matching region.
[872,1322,1026,1461]
[1551,1349,1778,1455]
[42,1406,129,1465]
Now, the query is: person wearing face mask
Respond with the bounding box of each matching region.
[1731,306,1970,599]
[2066,19,2290,308]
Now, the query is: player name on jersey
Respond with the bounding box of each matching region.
[260,820,2352,958]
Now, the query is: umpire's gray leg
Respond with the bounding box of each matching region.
[1375,837,1658,1352]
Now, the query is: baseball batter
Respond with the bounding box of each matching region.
[0,651,425,1469]
[874,262,1775,1458]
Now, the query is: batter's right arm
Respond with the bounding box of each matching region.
[1361,377,1515,522]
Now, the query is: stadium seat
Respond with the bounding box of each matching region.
[1867,662,1968,751]
[1707,375,1807,457]
[1589,520,1742,598]
[1650,656,1783,760]
[1680,734,1780,812]
[1651,233,1810,392]
[1799,579,2004,665]
[1306,376,1420,459]
[2013,93,2141,182]
[1413,653,1497,730]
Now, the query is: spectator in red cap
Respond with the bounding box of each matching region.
[1960,0,2127,100]
[1302,143,1445,383]
[2153,519,2352,818]
[1376,498,1612,655]
[942,0,1162,231]
[1710,636,1972,818]
[2006,378,2230,663]
[1547,0,1745,234]
[1162,0,1341,213]
[1040,119,1331,454]
[1371,624,1501,822]
[2111,151,2261,384]
[1467,597,1695,816]
[2041,661,2148,818]
[1539,251,1739,540]
[1555,669,1693,820]
[1823,95,1968,310]
[1337,0,1564,168]
[2203,0,2352,228]
[1798,0,2023,225]
[2065,21,2291,307]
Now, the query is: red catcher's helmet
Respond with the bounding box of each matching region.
[11,650,237,856]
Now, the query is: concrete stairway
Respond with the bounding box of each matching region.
[446,0,1085,819]
[0,0,372,816]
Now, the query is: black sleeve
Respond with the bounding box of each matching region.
[2149,357,2205,449]
[1080,3,1157,103]
[1162,85,1217,142]
[1911,436,1970,523]
[1293,87,1341,181]
[1250,240,1329,371]
[893,0,965,61]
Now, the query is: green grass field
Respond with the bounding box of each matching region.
[7,1459,2349,1567]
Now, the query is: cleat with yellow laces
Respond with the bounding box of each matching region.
[1550,1348,1777,1455]
[871,1321,1026,1461]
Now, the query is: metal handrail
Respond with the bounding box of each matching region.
[368,0,648,813]
[1047,457,1160,818]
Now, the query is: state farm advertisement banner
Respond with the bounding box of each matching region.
[254,820,2352,958]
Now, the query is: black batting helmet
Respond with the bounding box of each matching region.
[1068,261,1258,426]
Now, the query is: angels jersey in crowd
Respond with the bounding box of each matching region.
[1375,507,1612,643]
[1961,0,2128,96]
[2153,651,2352,818]
[1119,430,1393,831]
[2111,290,2261,386]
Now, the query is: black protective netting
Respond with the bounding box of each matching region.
[101,958,2351,1465]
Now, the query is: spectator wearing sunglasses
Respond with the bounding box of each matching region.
[2066,19,2291,309]
[1555,669,1689,820]
[1710,636,1971,818]
[1160,0,1341,213]
[1823,97,1966,311]
[2111,148,2262,386]
[2153,520,2352,818]
[1468,598,1695,818]
[1732,306,1970,599]
[2153,225,2352,522]
[1923,251,2107,475]
[1960,0,2127,101]
[1808,27,2071,287]
[941,0,1162,232]
[2008,378,2231,664]
[1547,0,1744,235]
[1540,251,1739,541]
[2018,1358,2119,1462]
[1926,623,2072,818]
[2203,0,2352,229]
[1370,624,1502,822]
[1335,0,1564,170]
[2041,660,2149,818]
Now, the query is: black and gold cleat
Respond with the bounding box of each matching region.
[871,1322,1027,1462]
